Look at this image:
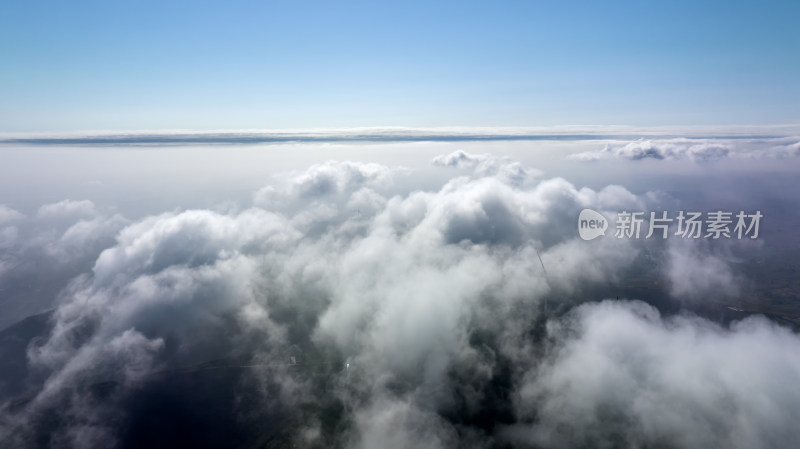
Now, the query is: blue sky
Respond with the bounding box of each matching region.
[1,0,798,132]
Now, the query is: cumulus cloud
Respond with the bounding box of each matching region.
[37,199,98,220]
[511,300,800,449]
[0,150,794,449]
[0,204,24,224]
[666,238,742,300]
[4,208,294,447]
[568,137,800,162]
[253,160,400,219]
[0,205,23,253]
[347,397,457,449]
[45,215,129,262]
[742,139,800,159]
[569,139,733,162]
[432,150,492,168]
[432,150,541,185]
[0,200,130,330]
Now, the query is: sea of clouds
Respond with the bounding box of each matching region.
[1,136,799,448]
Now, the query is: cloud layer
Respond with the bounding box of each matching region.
[2,125,798,146]
[1,150,797,448]
[569,137,800,162]
[512,300,800,449]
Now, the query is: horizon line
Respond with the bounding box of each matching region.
[2,124,798,146]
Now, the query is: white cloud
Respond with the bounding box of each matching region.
[0,204,24,224]
[37,199,97,220]
[1,150,794,448]
[348,397,457,449]
[569,139,733,162]
[666,239,741,299]
[512,300,800,449]
[432,150,541,185]
[568,137,800,162]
